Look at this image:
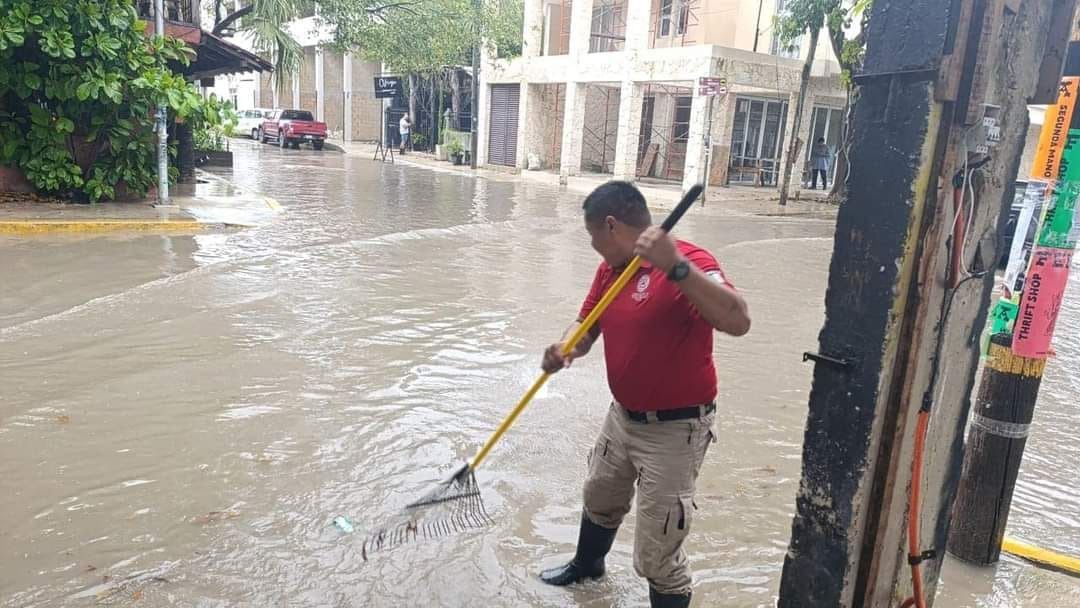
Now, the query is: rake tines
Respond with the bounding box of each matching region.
[361,463,494,560]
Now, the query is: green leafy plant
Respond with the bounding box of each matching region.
[0,0,208,202]
[445,139,465,158]
[193,95,238,152]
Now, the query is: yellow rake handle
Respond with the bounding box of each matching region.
[468,184,704,471]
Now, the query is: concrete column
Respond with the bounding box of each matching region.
[682,89,710,191]
[478,83,491,165]
[292,70,300,109]
[515,83,532,169]
[624,0,650,51]
[254,77,261,107]
[560,82,588,180]
[520,84,547,170]
[567,0,594,57]
[612,81,645,181]
[271,74,279,109]
[343,53,353,141]
[708,91,736,185]
[315,49,325,121]
[522,0,544,58]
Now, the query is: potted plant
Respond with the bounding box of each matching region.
[446,140,465,165]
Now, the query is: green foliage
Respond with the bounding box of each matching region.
[0,0,207,202]
[192,95,238,152]
[445,138,465,158]
[319,0,523,74]
[776,0,872,87]
[775,0,836,50]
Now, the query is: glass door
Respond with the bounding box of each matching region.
[729,97,789,185]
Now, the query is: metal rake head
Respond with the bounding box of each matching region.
[361,463,494,560]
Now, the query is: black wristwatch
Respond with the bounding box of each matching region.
[667,259,690,282]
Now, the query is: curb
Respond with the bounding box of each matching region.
[322,141,346,154]
[1002,537,1080,577]
[0,219,212,235]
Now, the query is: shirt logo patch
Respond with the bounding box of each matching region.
[633,274,651,302]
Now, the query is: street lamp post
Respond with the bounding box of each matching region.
[155,0,170,205]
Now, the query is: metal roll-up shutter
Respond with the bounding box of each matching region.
[488,85,521,166]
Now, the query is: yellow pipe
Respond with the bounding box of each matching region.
[1002,537,1080,576]
[470,257,644,470]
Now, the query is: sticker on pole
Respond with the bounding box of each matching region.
[1003,181,1051,299]
[1012,247,1073,358]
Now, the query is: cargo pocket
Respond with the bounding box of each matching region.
[632,495,695,587]
[690,425,715,481]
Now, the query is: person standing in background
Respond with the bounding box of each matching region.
[810,137,830,190]
[399,114,412,154]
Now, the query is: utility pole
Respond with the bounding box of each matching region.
[777,0,1076,606]
[949,43,1080,566]
[470,0,481,169]
[154,0,170,206]
[753,0,765,53]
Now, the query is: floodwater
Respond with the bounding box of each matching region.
[1,141,1077,607]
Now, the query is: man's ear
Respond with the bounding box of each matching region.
[605,216,617,233]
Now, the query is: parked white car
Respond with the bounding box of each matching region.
[236,108,274,140]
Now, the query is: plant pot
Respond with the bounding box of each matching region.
[435,145,448,161]
[0,165,34,193]
[451,154,464,166]
[195,150,234,167]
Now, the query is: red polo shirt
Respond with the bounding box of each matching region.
[579,240,732,412]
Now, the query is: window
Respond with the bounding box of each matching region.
[659,0,689,37]
[673,96,692,143]
[660,0,672,37]
[281,110,314,121]
[590,1,625,52]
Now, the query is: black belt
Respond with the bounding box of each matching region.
[623,402,716,423]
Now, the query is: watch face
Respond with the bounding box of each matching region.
[671,261,689,280]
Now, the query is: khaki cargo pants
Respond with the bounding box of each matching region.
[583,402,716,595]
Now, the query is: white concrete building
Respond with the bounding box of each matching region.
[479,0,848,192]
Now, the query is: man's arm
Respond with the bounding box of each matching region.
[670,265,750,336]
[634,227,751,336]
[541,321,600,373]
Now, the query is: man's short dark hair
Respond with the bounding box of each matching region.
[582,181,652,228]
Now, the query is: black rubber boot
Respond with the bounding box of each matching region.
[649,587,692,608]
[539,514,618,586]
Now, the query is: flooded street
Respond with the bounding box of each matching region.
[2,141,1078,607]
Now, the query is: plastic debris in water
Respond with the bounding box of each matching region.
[333,516,355,534]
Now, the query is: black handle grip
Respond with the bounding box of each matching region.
[659,184,704,232]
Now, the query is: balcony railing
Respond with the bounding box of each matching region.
[137,0,198,25]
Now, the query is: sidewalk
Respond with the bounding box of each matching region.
[0,171,281,235]
[325,140,838,218]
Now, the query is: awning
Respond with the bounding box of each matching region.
[187,30,273,80]
[144,20,273,79]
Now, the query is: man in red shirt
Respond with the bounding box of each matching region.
[538,181,750,607]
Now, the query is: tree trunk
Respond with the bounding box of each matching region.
[779,26,820,206]
[450,69,463,130]
[828,90,854,201]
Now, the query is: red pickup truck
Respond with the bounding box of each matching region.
[259,109,328,150]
